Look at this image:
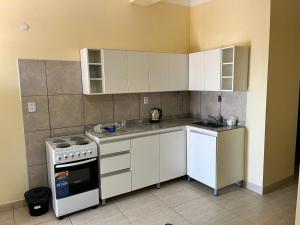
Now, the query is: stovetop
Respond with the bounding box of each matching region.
[46,134,95,150]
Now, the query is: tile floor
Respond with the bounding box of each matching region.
[0,178,297,225]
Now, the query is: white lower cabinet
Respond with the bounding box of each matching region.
[131,135,160,190]
[101,171,131,199]
[159,130,186,182]
[187,127,245,195]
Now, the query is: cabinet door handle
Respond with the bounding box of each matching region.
[101,168,131,177]
[100,150,130,159]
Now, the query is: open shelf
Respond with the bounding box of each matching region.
[222,64,233,77]
[90,80,103,94]
[221,77,233,91]
[88,50,101,64]
[89,64,102,79]
[222,47,234,64]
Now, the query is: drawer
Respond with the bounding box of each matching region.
[100,140,131,156]
[100,152,130,175]
[101,170,131,199]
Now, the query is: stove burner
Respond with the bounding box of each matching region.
[76,140,89,145]
[56,143,71,148]
[53,139,65,143]
[70,136,85,141]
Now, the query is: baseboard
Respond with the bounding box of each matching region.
[0,199,26,211]
[263,175,295,194]
[245,181,264,195]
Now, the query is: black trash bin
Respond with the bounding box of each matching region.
[24,187,51,216]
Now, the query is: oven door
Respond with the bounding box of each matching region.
[54,157,99,199]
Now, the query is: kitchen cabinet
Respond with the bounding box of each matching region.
[189,46,249,91]
[159,130,186,182]
[189,52,205,91]
[127,51,150,93]
[148,53,170,92]
[204,49,221,91]
[131,135,160,190]
[187,127,245,195]
[102,49,128,94]
[168,54,189,91]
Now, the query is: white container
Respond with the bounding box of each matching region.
[227,116,238,126]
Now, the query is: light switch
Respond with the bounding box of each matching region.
[27,102,37,113]
[143,97,149,105]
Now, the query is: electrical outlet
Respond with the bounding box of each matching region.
[218,95,222,102]
[27,102,37,113]
[143,97,149,105]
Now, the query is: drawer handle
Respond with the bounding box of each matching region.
[100,150,130,158]
[101,168,131,177]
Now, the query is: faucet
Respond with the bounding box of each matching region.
[208,115,224,124]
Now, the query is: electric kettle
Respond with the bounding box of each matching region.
[149,108,162,123]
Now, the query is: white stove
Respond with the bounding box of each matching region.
[46,135,98,164]
[46,134,99,219]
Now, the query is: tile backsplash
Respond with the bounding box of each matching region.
[18,59,190,188]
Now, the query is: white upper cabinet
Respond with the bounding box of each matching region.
[189,46,249,92]
[168,54,189,91]
[189,52,205,91]
[148,52,170,92]
[204,49,221,91]
[127,51,150,93]
[102,49,128,94]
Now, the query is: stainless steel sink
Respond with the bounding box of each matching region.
[192,120,226,128]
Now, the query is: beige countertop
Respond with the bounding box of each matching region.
[86,117,245,142]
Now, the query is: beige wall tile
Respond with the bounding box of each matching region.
[50,126,84,137]
[18,59,47,97]
[25,130,50,167]
[161,92,183,117]
[221,92,247,122]
[83,95,113,125]
[113,94,139,121]
[181,91,190,114]
[190,91,201,116]
[46,60,82,95]
[22,96,50,132]
[49,95,84,129]
[200,91,221,118]
[27,164,48,189]
[139,93,162,120]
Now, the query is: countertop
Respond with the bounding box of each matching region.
[85,117,245,143]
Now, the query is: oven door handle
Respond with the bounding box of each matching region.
[55,158,97,168]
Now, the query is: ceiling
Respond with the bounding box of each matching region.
[129,0,210,7]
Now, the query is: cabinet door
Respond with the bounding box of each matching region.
[127,51,150,93]
[189,52,205,91]
[168,54,188,91]
[131,135,159,190]
[102,49,128,94]
[187,130,217,188]
[204,49,221,91]
[160,130,186,182]
[149,53,169,92]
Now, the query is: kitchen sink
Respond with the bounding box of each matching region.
[192,120,226,128]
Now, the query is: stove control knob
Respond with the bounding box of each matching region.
[64,155,68,159]
[83,152,87,156]
[88,150,92,155]
[77,152,81,157]
[70,153,74,158]
[56,156,61,161]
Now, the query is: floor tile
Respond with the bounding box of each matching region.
[37,218,72,225]
[0,208,14,225]
[69,205,130,225]
[131,208,191,225]
[174,196,237,225]
[14,206,56,225]
[114,190,169,222]
[151,179,205,207]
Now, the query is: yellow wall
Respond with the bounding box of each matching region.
[263,0,300,187]
[0,0,190,205]
[190,0,271,188]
